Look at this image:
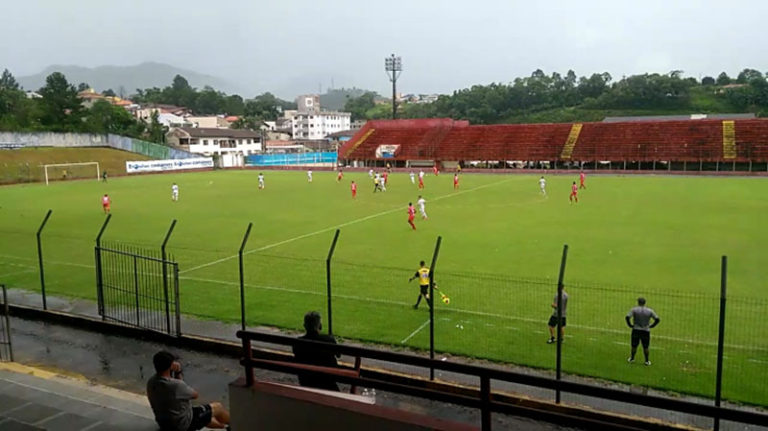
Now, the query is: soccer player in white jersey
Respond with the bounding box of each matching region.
[171,183,179,201]
[539,176,547,196]
[417,195,428,219]
[409,171,416,184]
[368,169,374,179]
[307,169,313,182]
[258,173,265,190]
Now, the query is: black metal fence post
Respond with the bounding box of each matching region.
[94,214,112,319]
[161,219,177,334]
[36,209,52,310]
[429,235,442,381]
[173,263,181,337]
[555,244,569,404]
[714,255,727,431]
[239,223,253,332]
[325,229,340,336]
[1,284,12,361]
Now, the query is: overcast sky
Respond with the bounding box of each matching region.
[2,0,767,98]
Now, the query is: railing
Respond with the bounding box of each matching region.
[236,330,768,431]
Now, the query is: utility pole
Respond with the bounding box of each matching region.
[384,54,402,119]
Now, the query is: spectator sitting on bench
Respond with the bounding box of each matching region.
[146,350,230,430]
[293,311,341,391]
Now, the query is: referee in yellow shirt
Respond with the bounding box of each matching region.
[409,261,432,309]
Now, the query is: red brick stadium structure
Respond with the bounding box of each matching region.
[338,118,768,173]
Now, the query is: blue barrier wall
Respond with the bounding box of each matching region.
[246,152,337,166]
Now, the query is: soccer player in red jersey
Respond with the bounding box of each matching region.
[350,181,357,199]
[102,194,111,213]
[407,203,417,230]
[433,164,439,176]
[337,168,343,182]
[569,181,579,203]
[453,173,459,190]
[382,171,388,185]
[579,171,586,189]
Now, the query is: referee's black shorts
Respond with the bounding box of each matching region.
[547,316,566,328]
[631,329,651,348]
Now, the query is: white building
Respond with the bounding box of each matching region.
[158,113,192,128]
[286,94,352,140]
[185,116,231,129]
[291,111,352,140]
[166,127,262,166]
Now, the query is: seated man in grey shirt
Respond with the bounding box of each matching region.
[146,351,230,430]
[626,297,660,366]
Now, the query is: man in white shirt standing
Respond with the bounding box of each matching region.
[409,171,416,185]
[307,169,313,183]
[171,183,179,202]
[417,195,427,219]
[539,176,547,196]
[258,173,265,190]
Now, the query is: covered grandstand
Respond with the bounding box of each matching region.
[338,118,768,172]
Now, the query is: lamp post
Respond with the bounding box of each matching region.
[384,54,402,119]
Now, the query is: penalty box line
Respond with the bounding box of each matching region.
[179,177,513,275]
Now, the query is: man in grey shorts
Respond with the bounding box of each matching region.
[146,351,230,430]
[626,297,660,366]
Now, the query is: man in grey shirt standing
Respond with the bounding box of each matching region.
[547,289,568,344]
[146,351,230,430]
[626,297,660,366]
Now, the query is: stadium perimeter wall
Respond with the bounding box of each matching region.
[0,132,197,160]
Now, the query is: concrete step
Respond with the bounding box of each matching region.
[0,363,158,431]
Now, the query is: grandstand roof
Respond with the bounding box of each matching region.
[602,113,755,123]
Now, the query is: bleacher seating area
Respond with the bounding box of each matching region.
[339,118,768,164]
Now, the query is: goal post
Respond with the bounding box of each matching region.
[43,162,100,185]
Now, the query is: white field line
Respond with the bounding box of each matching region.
[179,178,513,275]
[0,268,36,278]
[401,320,430,344]
[0,253,92,269]
[181,274,767,354]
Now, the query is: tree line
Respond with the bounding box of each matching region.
[0,69,297,143]
[344,68,768,124]
[3,67,768,143]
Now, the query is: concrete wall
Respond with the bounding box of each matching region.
[229,379,477,431]
[0,132,197,159]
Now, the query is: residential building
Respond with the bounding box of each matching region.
[135,105,190,122]
[158,113,193,128]
[295,94,321,114]
[77,88,137,110]
[186,116,231,128]
[291,111,351,140]
[166,127,262,165]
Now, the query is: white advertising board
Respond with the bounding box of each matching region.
[126,157,213,173]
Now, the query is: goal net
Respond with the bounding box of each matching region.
[43,162,100,185]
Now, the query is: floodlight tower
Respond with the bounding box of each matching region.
[384,54,402,119]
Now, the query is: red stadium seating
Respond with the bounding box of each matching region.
[338,118,768,164]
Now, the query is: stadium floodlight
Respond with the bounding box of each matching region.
[384,54,403,119]
[43,162,100,185]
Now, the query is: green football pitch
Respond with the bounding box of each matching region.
[0,169,766,405]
